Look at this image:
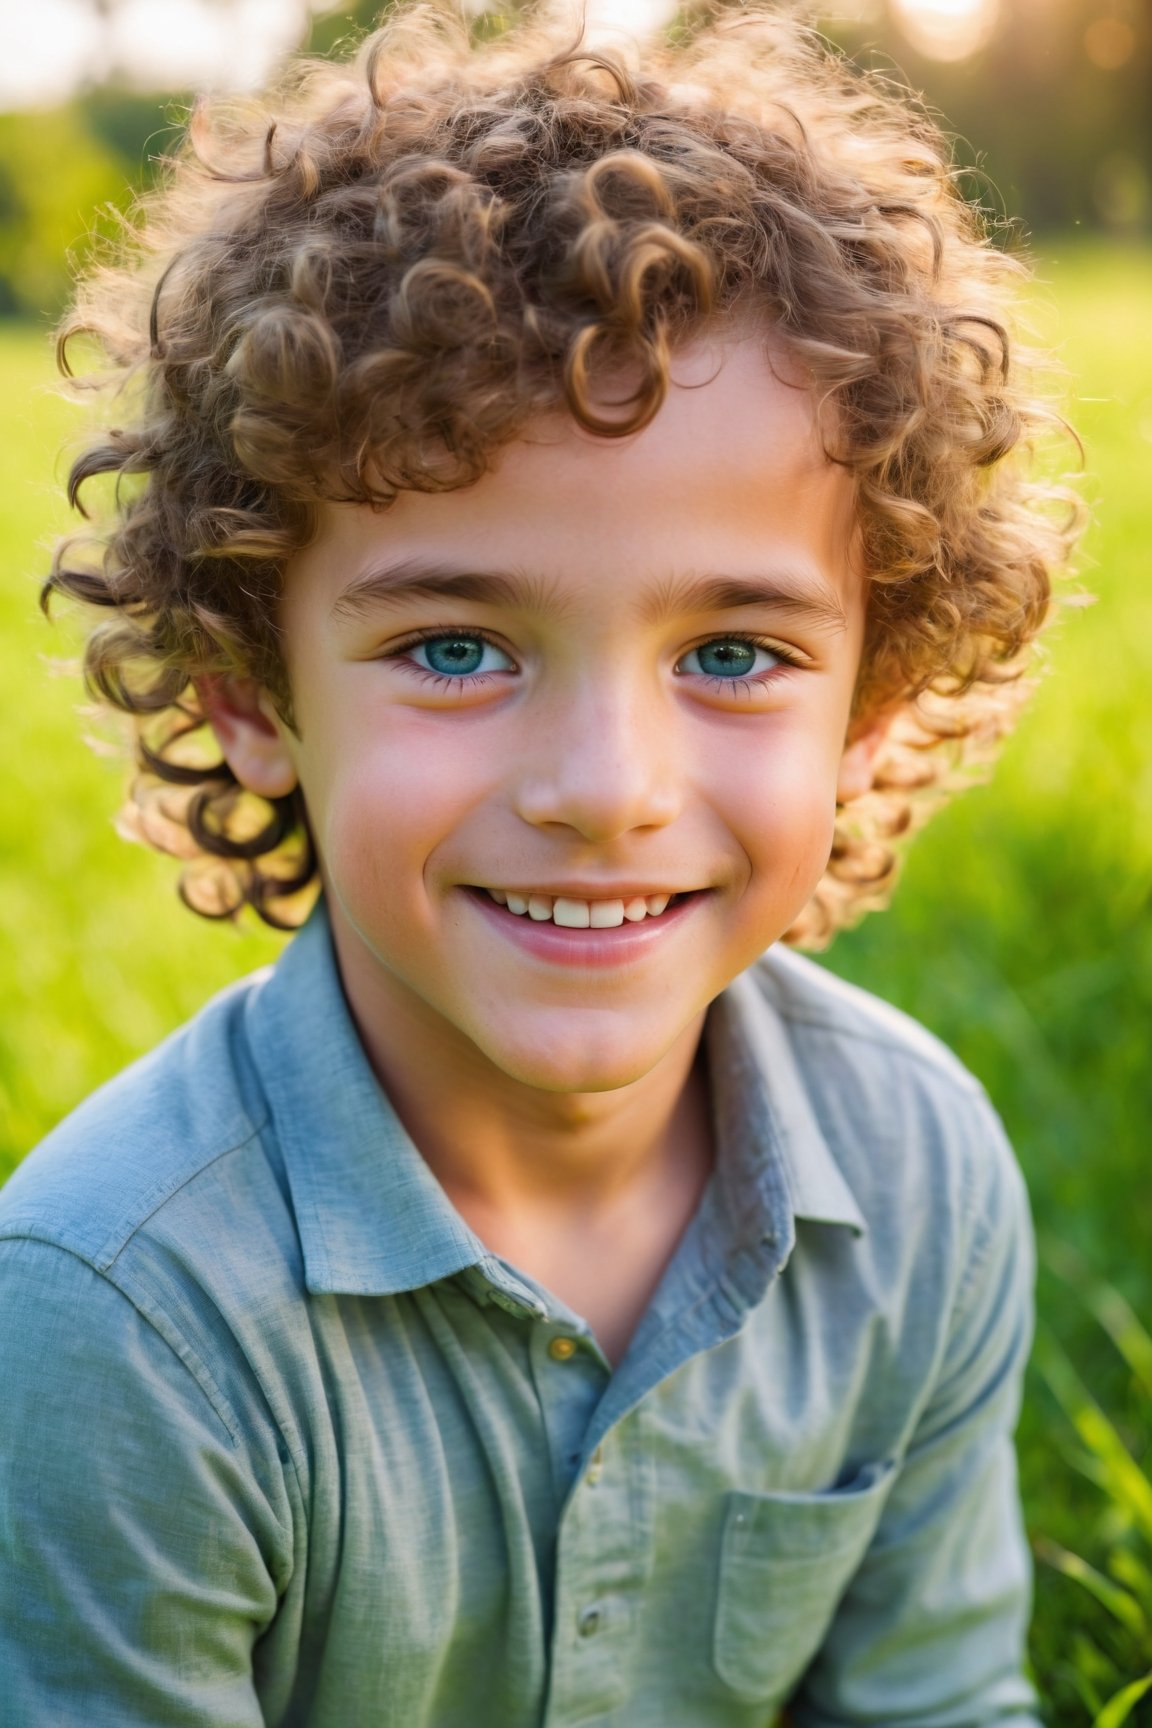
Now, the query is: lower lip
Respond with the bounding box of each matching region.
[463,888,706,969]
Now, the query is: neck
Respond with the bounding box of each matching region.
[327,906,716,1362]
[344,964,708,1219]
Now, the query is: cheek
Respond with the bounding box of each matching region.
[710,726,841,891]
[711,718,839,825]
[301,715,493,923]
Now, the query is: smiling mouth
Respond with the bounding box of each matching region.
[471,887,696,928]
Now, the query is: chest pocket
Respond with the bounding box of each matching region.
[712,1458,898,1702]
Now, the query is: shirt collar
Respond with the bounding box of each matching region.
[246,898,490,1299]
[245,898,864,1300]
[705,967,867,1242]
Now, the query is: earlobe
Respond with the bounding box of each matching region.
[836,713,892,805]
[196,674,299,800]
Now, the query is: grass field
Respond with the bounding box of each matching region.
[821,243,1152,1717]
[2,242,1150,1719]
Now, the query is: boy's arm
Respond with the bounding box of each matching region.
[791,1102,1043,1728]
[0,1234,289,1728]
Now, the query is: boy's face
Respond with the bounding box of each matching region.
[213,333,876,1094]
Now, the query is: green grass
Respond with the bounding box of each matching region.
[0,334,282,1159]
[822,239,1152,1720]
[2,242,1151,1720]
[827,242,1152,1288]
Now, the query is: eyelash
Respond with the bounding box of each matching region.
[679,635,807,694]
[383,627,514,691]
[383,627,807,691]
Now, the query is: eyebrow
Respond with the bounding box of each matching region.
[329,556,848,635]
[330,560,554,624]
[641,572,848,633]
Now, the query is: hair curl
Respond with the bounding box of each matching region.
[46,0,1081,943]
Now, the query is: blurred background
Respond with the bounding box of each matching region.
[2,0,1151,316]
[1,0,1150,1717]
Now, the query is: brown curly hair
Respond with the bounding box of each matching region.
[46,0,1081,944]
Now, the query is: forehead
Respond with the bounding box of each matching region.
[287,332,863,617]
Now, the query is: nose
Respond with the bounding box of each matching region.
[512,672,683,844]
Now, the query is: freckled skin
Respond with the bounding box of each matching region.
[207,332,873,1137]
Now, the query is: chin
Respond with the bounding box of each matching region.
[469,1015,679,1096]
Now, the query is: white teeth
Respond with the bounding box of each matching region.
[553,897,591,928]
[484,888,681,926]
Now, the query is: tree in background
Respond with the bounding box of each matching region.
[0,106,128,318]
[825,0,1150,237]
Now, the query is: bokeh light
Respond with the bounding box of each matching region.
[889,0,1000,62]
[1084,16,1137,71]
[0,0,325,108]
[0,0,105,108]
[106,0,306,91]
[578,0,678,51]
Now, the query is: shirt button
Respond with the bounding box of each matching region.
[577,1604,602,1637]
[548,1335,578,1362]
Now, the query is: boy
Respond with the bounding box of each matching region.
[0,5,1077,1723]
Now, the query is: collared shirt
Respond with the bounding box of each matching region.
[0,899,1041,1727]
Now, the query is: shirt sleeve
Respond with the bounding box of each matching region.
[790,1101,1044,1728]
[0,1234,287,1728]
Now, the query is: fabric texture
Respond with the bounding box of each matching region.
[0,897,1042,1726]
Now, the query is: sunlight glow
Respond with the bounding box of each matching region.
[890,0,1001,62]
[0,0,315,109]
[107,0,309,92]
[0,0,106,109]
[558,0,680,52]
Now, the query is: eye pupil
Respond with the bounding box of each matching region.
[425,635,484,675]
[697,639,756,677]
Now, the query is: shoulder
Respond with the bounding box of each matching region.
[0,967,276,1277]
[755,943,981,1094]
[749,946,1028,1262]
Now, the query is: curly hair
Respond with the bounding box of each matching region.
[46,0,1081,944]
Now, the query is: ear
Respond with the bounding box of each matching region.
[197,674,299,800]
[836,710,894,805]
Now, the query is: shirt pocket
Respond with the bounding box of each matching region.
[712,1458,898,1702]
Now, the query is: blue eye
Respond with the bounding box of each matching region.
[410,633,513,678]
[680,638,783,679]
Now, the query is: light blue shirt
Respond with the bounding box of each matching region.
[0,898,1042,1726]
